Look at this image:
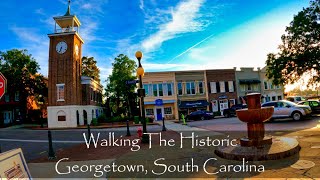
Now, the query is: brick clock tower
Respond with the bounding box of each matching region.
[47,1,103,128]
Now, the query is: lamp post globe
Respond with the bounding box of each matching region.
[135,51,143,60]
[136,67,144,77]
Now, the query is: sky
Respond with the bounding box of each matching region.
[0,0,310,88]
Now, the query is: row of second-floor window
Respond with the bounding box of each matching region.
[209,81,234,94]
[264,81,281,90]
[2,92,20,102]
[240,84,260,92]
[90,88,102,103]
[144,83,174,97]
[177,81,205,95]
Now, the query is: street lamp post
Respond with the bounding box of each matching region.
[135,51,149,143]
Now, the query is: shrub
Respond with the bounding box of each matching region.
[97,114,107,123]
[91,118,99,126]
[134,116,140,124]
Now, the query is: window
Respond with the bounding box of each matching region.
[272,96,276,101]
[228,81,234,92]
[158,84,163,96]
[164,107,172,115]
[167,83,173,96]
[153,84,158,96]
[146,109,154,115]
[198,82,204,94]
[4,95,9,102]
[219,81,225,93]
[15,91,19,101]
[264,82,268,90]
[240,85,246,92]
[90,88,93,101]
[270,83,274,89]
[277,96,282,100]
[186,82,195,95]
[57,84,65,101]
[276,85,280,89]
[143,84,149,96]
[210,82,217,93]
[253,84,258,91]
[191,82,195,94]
[310,101,319,107]
[178,82,182,95]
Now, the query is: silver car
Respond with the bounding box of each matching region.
[261,100,312,121]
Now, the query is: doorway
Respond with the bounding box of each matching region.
[156,108,162,121]
[76,110,79,125]
[83,110,87,125]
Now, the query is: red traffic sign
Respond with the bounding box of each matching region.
[0,72,7,99]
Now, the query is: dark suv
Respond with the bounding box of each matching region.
[223,104,247,118]
[186,110,214,120]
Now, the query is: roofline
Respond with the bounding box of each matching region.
[48,31,84,44]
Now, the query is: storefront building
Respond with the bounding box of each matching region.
[143,72,178,120]
[175,70,209,116]
[235,67,262,104]
[205,69,238,115]
[260,66,284,103]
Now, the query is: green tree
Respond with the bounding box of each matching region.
[266,0,320,86]
[105,54,137,116]
[82,56,100,83]
[0,49,47,120]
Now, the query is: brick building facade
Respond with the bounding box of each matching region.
[205,69,238,115]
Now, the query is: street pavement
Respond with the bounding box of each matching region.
[0,125,162,161]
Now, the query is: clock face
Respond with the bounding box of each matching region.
[75,44,79,56]
[56,41,68,54]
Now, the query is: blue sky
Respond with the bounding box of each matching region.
[0,0,310,86]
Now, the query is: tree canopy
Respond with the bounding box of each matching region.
[105,54,137,115]
[266,0,320,86]
[82,56,100,83]
[0,49,47,118]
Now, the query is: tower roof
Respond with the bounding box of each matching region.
[64,0,71,16]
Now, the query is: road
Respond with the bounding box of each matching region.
[187,116,320,132]
[0,125,162,162]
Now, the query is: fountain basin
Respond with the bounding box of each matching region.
[236,107,274,124]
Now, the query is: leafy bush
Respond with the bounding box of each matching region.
[134,116,140,124]
[97,114,107,123]
[109,116,130,122]
[91,118,99,126]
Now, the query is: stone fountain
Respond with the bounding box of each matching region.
[215,93,301,161]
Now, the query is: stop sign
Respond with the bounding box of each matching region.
[0,72,6,99]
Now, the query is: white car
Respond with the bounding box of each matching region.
[261,100,312,121]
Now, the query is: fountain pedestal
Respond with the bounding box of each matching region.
[214,93,300,161]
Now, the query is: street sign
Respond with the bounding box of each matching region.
[125,80,139,85]
[0,72,7,99]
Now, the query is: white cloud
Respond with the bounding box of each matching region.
[81,3,93,9]
[10,27,49,76]
[139,0,144,11]
[142,0,206,52]
[35,8,45,16]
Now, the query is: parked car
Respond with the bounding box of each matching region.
[297,100,320,114]
[186,110,214,120]
[286,96,305,103]
[223,104,248,118]
[261,100,312,121]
